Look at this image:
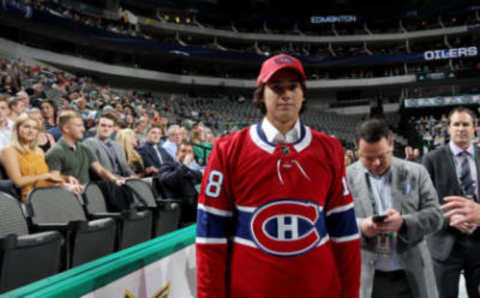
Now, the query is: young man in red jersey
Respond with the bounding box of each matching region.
[196,54,361,298]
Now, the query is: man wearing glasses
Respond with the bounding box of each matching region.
[423,107,480,298]
[347,118,442,298]
[196,54,361,298]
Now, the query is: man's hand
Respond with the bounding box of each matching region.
[360,216,383,238]
[183,152,194,165]
[376,209,404,233]
[442,196,480,227]
[44,171,64,183]
[114,177,125,186]
[449,214,477,234]
[144,166,159,175]
[64,183,84,195]
[65,175,80,185]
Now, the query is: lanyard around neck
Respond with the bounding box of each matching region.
[364,172,390,215]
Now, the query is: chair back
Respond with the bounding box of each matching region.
[125,179,157,208]
[27,187,86,224]
[0,192,29,237]
[83,183,108,214]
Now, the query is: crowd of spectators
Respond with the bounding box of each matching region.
[3,0,151,39]
[3,0,479,83]
[409,113,480,154]
[411,114,450,153]
[0,56,225,211]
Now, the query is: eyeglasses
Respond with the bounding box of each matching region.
[358,150,392,163]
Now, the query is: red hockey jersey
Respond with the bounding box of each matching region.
[196,122,361,298]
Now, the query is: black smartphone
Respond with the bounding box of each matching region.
[372,214,387,223]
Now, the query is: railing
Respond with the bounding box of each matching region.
[3,225,196,297]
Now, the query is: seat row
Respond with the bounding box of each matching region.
[0,179,181,294]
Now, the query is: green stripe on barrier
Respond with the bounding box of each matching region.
[2,224,196,298]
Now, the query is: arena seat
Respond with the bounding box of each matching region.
[26,187,116,268]
[126,179,181,237]
[83,183,152,250]
[0,192,62,293]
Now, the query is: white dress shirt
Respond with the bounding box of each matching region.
[261,117,301,144]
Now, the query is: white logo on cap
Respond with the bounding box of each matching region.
[274,57,295,65]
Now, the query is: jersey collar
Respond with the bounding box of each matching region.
[249,119,312,154]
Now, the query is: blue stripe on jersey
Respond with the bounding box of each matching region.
[197,208,232,239]
[325,207,359,238]
[235,208,253,240]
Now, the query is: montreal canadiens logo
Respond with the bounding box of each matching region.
[250,200,324,257]
[274,56,295,65]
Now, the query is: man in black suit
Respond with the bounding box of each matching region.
[137,123,174,174]
[157,141,203,224]
[423,107,480,298]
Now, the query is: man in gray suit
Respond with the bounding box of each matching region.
[347,119,442,298]
[423,107,480,298]
[84,112,136,178]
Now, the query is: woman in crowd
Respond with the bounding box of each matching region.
[124,114,135,129]
[1,114,82,202]
[0,74,18,95]
[115,128,158,177]
[40,99,58,130]
[28,108,55,152]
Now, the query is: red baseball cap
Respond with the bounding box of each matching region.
[256,54,306,86]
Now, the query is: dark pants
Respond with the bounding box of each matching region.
[372,270,413,298]
[433,237,480,298]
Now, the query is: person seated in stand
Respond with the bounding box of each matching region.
[83,112,136,179]
[156,141,203,224]
[115,128,158,177]
[46,111,124,186]
[7,96,25,122]
[162,124,182,160]
[137,123,173,172]
[1,114,82,202]
[40,99,58,130]
[0,96,13,153]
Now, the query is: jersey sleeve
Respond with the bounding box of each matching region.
[324,141,361,298]
[196,138,234,298]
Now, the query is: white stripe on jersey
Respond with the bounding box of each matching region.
[198,203,233,217]
[236,205,256,213]
[316,235,330,247]
[331,233,360,243]
[233,237,257,248]
[326,202,354,216]
[196,237,228,244]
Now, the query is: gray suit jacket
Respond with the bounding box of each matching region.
[347,157,442,298]
[84,136,135,177]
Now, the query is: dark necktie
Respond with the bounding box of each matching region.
[460,151,476,197]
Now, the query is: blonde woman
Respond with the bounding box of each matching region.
[115,128,158,177]
[1,114,82,202]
